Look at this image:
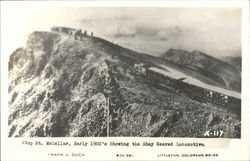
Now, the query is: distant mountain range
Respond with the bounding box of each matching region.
[161,49,241,92]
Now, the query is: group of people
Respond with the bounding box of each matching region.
[51,26,94,40]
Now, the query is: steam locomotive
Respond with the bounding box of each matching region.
[145,67,241,115]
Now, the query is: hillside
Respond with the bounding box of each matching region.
[220,56,241,72]
[161,49,241,92]
[8,31,240,137]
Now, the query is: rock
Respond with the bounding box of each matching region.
[8,31,241,137]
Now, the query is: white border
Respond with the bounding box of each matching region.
[1,1,249,161]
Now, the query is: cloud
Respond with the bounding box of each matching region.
[81,18,97,26]
[135,25,159,38]
[114,15,133,21]
[80,14,133,26]
[3,7,241,58]
[105,25,136,38]
[155,31,169,41]
[79,9,192,42]
[155,27,185,41]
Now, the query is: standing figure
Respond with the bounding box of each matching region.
[78,29,82,40]
[73,29,83,40]
[83,30,87,37]
[69,29,72,37]
[74,30,78,40]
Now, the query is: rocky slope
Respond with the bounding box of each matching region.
[8,31,240,137]
[161,49,241,92]
[220,56,241,72]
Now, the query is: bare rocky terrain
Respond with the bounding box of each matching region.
[8,31,240,137]
[220,56,241,73]
[161,49,241,92]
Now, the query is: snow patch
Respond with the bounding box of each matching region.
[149,65,240,99]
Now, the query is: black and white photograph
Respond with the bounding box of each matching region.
[1,1,250,161]
[7,7,242,138]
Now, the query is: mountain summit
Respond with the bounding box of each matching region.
[8,30,240,137]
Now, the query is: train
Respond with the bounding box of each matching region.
[145,67,241,115]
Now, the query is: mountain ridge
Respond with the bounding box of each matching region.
[220,56,241,72]
[8,31,240,137]
[161,49,241,92]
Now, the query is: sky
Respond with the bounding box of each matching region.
[1,5,241,58]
